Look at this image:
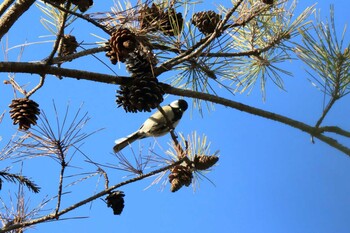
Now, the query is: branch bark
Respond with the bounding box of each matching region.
[1,61,349,156]
[0,0,15,17]
[0,0,36,40]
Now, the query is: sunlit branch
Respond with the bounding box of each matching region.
[0,0,36,40]
[0,0,15,17]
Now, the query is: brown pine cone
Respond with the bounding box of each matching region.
[116,74,164,113]
[191,11,222,35]
[105,28,138,64]
[9,98,40,130]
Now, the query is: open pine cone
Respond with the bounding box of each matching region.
[9,98,40,130]
[105,28,138,64]
[138,4,183,36]
[193,155,219,170]
[125,49,157,77]
[139,3,163,31]
[169,165,193,192]
[59,34,79,57]
[158,8,183,36]
[191,10,222,35]
[116,74,164,113]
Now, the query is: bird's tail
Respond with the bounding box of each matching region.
[113,131,141,153]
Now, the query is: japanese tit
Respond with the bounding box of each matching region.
[113,99,188,153]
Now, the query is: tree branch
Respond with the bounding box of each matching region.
[318,126,350,138]
[45,1,71,65]
[0,0,36,40]
[50,46,106,65]
[0,0,15,17]
[161,84,350,156]
[1,61,349,156]
[155,0,244,76]
[0,158,186,232]
[0,61,129,84]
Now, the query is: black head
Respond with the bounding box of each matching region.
[170,99,188,112]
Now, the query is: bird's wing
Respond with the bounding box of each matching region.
[139,106,174,136]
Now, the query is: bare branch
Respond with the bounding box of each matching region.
[0,0,15,17]
[161,84,350,157]
[0,0,36,40]
[318,126,350,138]
[0,158,187,232]
[26,75,46,98]
[1,61,349,156]
[49,46,106,64]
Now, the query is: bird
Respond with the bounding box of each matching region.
[113,99,188,153]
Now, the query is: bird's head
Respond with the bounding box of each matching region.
[170,99,188,112]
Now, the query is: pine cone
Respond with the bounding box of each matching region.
[262,0,273,4]
[106,191,125,215]
[106,28,138,64]
[193,155,219,170]
[71,0,93,12]
[9,98,40,130]
[139,3,163,31]
[116,75,164,113]
[59,35,78,57]
[169,165,193,192]
[191,11,222,35]
[159,9,183,36]
[125,50,157,77]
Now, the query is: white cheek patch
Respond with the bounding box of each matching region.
[170,101,179,108]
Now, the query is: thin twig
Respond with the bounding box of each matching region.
[44,0,110,34]
[314,53,343,128]
[54,162,66,217]
[318,126,350,138]
[26,75,45,98]
[314,96,338,129]
[54,141,67,217]
[45,1,71,65]
[97,168,109,190]
[7,77,26,96]
[0,158,186,232]
[49,46,106,64]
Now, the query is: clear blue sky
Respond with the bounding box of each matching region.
[1,1,350,233]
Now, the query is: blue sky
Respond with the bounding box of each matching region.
[1,0,350,233]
